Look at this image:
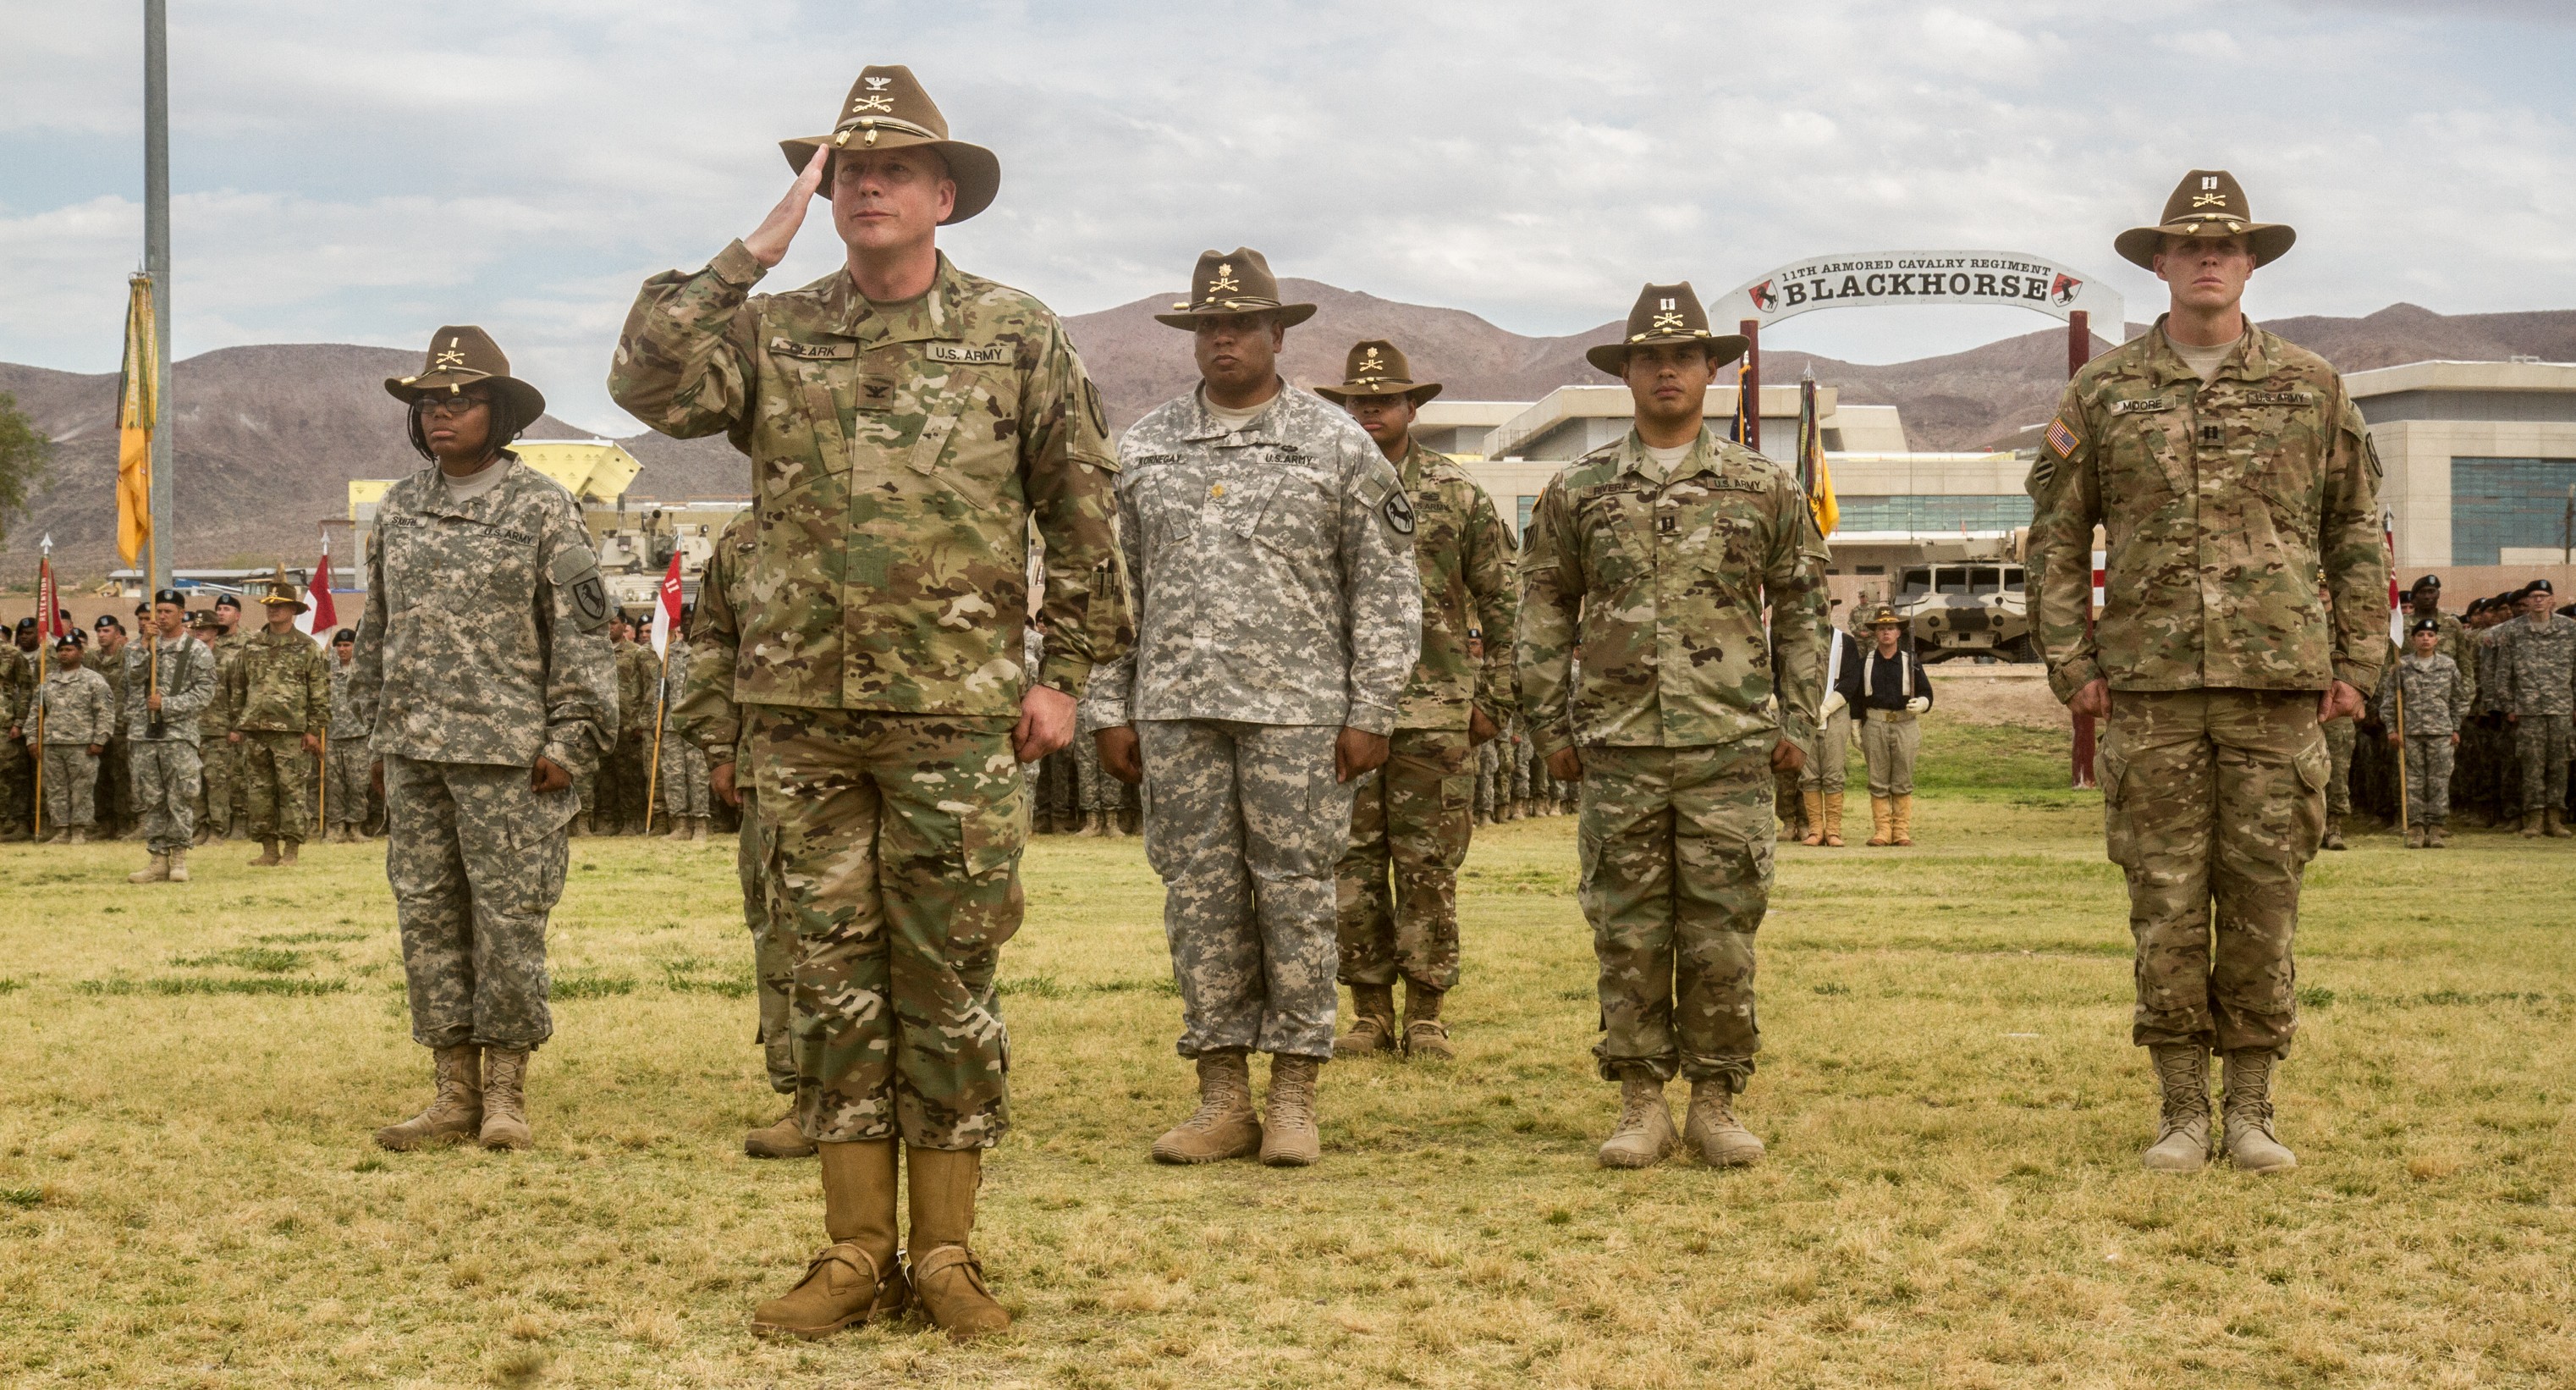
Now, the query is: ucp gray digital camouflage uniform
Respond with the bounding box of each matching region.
[2496,611,2576,814]
[1084,383,1422,1060]
[124,635,217,854]
[327,656,371,830]
[2380,651,2468,827]
[349,454,619,1052]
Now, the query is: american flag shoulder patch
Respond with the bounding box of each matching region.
[2045,416,2080,459]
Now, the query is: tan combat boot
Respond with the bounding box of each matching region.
[1598,1075,1677,1168]
[907,1146,1010,1342]
[1683,1078,1766,1166]
[2321,816,2348,851]
[691,816,711,845]
[2426,824,2448,848]
[1151,1051,1261,1163]
[2139,1044,2210,1172]
[1866,797,1893,847]
[165,847,190,883]
[2404,825,2425,849]
[1260,1055,1323,1167]
[375,1045,482,1150]
[480,1049,533,1150]
[746,1106,818,1159]
[1334,984,1397,1058]
[128,852,170,885]
[1402,982,1453,1062]
[751,1139,907,1339]
[279,840,300,866]
[2221,1051,2297,1173]
[1891,794,1915,847]
[1798,790,1826,847]
[2550,808,2573,839]
[248,838,281,867]
[1822,792,1847,847]
[2523,811,2543,838]
[663,815,691,841]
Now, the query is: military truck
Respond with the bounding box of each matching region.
[1886,538,2034,662]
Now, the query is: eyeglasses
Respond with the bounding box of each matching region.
[416,394,492,418]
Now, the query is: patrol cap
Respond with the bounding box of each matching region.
[1586,283,1748,377]
[779,65,999,224]
[2116,169,2296,270]
[152,588,185,607]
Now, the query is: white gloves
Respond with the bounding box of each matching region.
[1905,696,1930,714]
[1821,691,1847,717]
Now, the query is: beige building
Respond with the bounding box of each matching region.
[2355,360,2576,570]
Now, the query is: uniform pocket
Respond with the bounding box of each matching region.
[946,779,1028,955]
[2097,725,2138,869]
[1440,774,1473,810]
[2290,731,2330,860]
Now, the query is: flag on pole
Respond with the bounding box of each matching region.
[650,549,685,655]
[36,543,64,643]
[116,275,157,566]
[1796,372,1839,537]
[296,542,340,643]
[1730,356,1755,446]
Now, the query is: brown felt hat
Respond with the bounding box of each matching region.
[1154,249,1317,329]
[1869,605,1903,627]
[256,579,308,615]
[383,326,547,425]
[1313,339,1442,405]
[2114,169,2296,270]
[1585,283,1748,376]
[780,65,999,224]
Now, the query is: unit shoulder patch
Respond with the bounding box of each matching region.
[1383,489,1417,536]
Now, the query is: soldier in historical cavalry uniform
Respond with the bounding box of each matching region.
[2030,171,2386,1175]
[2381,617,2469,847]
[676,509,812,1161]
[34,637,115,843]
[227,581,330,866]
[1799,601,1863,847]
[1316,340,1516,1065]
[658,615,713,844]
[1518,283,1830,1171]
[1081,249,1419,1170]
[91,617,134,838]
[0,617,33,842]
[2497,577,2576,837]
[354,327,617,1156]
[1847,605,1934,847]
[324,630,372,841]
[124,593,218,882]
[613,67,1128,1342]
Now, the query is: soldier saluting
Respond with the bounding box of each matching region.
[2031,171,2387,1175]
[612,66,1130,1343]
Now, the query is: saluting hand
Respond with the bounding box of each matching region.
[745,146,830,269]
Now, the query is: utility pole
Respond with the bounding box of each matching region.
[2561,483,2572,566]
[145,0,173,593]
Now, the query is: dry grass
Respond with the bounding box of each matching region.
[3,722,2573,1387]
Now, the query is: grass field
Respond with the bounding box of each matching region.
[3,721,2573,1388]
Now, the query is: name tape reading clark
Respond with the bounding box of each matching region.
[1716,250,2123,332]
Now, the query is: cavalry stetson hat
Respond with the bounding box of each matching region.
[383,326,547,425]
[256,579,309,616]
[1313,339,1443,405]
[2114,169,2296,270]
[779,65,999,224]
[1869,605,1905,627]
[1585,283,1749,376]
[1154,249,1318,329]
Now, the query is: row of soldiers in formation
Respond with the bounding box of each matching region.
[58,60,2460,1343]
[0,592,724,865]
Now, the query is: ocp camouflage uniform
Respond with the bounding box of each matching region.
[350,454,618,1052]
[1082,383,1421,1062]
[2032,317,2386,1057]
[124,634,217,854]
[326,657,371,833]
[36,664,116,831]
[228,626,330,846]
[1474,727,1502,821]
[95,642,133,835]
[196,635,243,839]
[606,635,658,832]
[657,636,711,822]
[622,242,1130,1150]
[2496,613,2576,817]
[1335,439,1516,999]
[1518,427,1830,1089]
[0,648,33,839]
[2378,650,2467,828]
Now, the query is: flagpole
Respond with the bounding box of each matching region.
[34,542,52,839]
[144,0,174,593]
[643,644,669,836]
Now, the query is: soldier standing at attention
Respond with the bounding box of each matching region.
[658,613,713,844]
[1847,605,1933,847]
[35,637,114,843]
[2031,171,2386,1175]
[355,327,617,1155]
[192,594,245,845]
[228,581,330,867]
[2498,578,2576,837]
[1318,339,1516,1063]
[2381,618,2469,847]
[612,66,1129,1342]
[676,508,812,1160]
[1082,249,1419,1168]
[0,618,32,843]
[325,630,371,842]
[600,613,653,836]
[91,617,133,839]
[1801,600,1863,847]
[124,593,217,882]
[1518,284,1829,1170]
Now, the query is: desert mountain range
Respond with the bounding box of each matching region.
[5,290,2573,579]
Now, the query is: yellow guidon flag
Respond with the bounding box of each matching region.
[1796,370,1838,537]
[117,273,157,566]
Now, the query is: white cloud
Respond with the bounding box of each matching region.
[1,0,2571,433]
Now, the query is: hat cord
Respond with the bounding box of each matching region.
[831,115,940,147]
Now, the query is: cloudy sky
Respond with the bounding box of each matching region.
[4,0,2572,433]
